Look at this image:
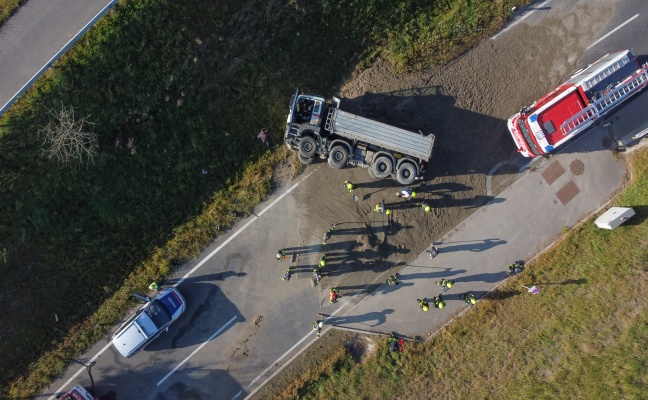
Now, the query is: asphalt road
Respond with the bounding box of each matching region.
[0,0,115,113]
[35,0,648,399]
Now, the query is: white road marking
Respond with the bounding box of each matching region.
[174,167,320,287]
[47,342,113,400]
[587,14,639,49]
[245,302,349,391]
[491,0,552,40]
[230,390,243,400]
[156,315,238,387]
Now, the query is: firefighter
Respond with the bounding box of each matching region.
[276,249,286,261]
[462,293,477,306]
[421,202,432,213]
[386,274,400,285]
[313,321,322,338]
[436,279,454,292]
[282,266,293,281]
[148,281,160,292]
[417,298,429,312]
[508,261,524,275]
[319,254,328,268]
[329,288,341,303]
[432,294,446,309]
[396,188,417,198]
[374,199,392,215]
[388,333,399,352]
[323,227,334,244]
[344,179,354,193]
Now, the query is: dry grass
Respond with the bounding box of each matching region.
[277,146,648,399]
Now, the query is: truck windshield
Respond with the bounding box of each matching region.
[145,300,172,329]
[517,119,542,156]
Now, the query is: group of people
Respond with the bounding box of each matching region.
[276,178,487,342]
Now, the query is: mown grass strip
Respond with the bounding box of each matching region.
[0,0,528,396]
[278,147,648,399]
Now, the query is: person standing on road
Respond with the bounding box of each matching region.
[282,266,293,281]
[329,288,341,303]
[436,279,454,292]
[396,188,417,198]
[417,298,429,312]
[344,179,354,193]
[386,274,400,285]
[319,254,328,268]
[323,227,335,244]
[428,246,439,259]
[313,321,322,338]
[276,249,286,261]
[432,294,446,309]
[462,292,477,306]
[374,199,392,215]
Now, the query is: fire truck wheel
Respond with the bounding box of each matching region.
[298,153,315,165]
[298,136,317,157]
[328,145,349,169]
[396,162,417,185]
[372,156,392,179]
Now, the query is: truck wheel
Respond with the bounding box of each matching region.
[372,156,392,179]
[367,165,379,180]
[299,136,317,158]
[396,162,417,185]
[298,153,315,165]
[328,145,349,169]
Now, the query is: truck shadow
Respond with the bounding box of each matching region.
[341,88,516,180]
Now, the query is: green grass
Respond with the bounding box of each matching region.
[0,0,25,27]
[277,147,648,399]
[0,0,528,397]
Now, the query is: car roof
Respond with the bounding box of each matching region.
[113,319,148,357]
[157,288,184,317]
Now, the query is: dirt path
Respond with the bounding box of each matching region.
[294,0,613,304]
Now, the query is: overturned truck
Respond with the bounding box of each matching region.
[284,89,435,185]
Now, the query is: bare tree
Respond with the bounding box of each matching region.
[40,104,98,165]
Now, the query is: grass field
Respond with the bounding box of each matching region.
[0,0,528,397]
[273,147,648,399]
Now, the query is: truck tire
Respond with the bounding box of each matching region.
[299,136,317,158]
[396,162,417,185]
[298,153,315,165]
[372,156,392,179]
[328,145,349,169]
[367,165,379,180]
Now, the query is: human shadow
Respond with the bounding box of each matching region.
[328,309,395,327]
[435,238,507,253]
[454,271,507,284]
[397,268,467,281]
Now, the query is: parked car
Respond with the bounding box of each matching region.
[112,287,186,358]
[58,385,97,400]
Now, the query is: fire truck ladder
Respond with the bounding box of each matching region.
[561,69,648,136]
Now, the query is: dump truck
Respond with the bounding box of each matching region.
[284,89,435,185]
[507,49,648,157]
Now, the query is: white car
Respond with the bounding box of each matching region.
[112,287,186,358]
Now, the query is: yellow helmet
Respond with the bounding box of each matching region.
[438,302,445,309]
[446,281,453,288]
[470,297,477,305]
[412,191,417,197]
[422,304,429,311]
[386,209,392,215]
[424,205,431,212]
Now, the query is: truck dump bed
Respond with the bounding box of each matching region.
[332,109,435,161]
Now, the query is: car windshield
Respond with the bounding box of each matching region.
[144,299,172,329]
